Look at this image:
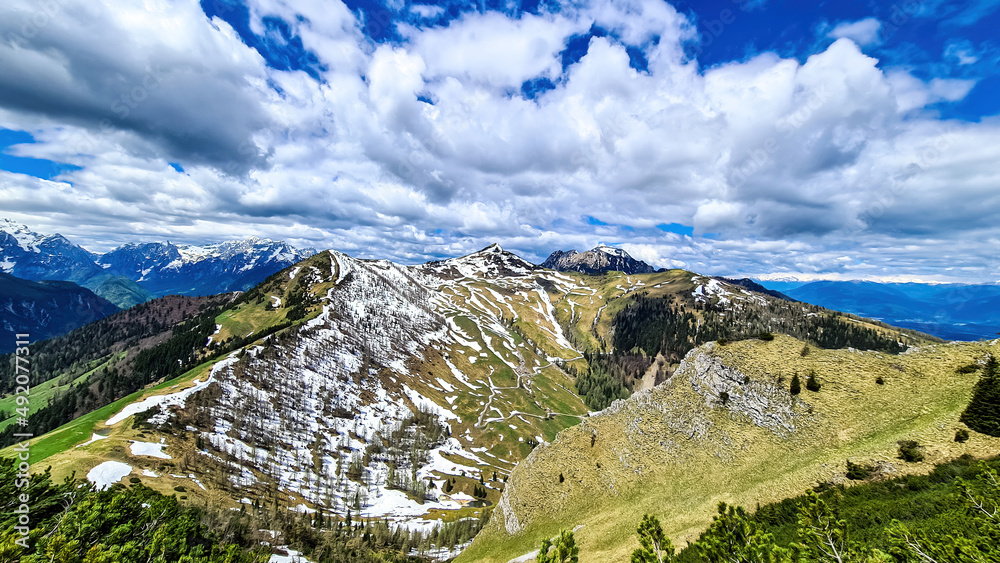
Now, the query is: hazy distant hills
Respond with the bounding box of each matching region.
[761,280,1000,341]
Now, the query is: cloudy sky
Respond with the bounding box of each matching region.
[0,0,998,282]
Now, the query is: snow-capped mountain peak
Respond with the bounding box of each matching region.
[0,218,100,280]
[417,243,537,281]
[0,218,47,252]
[594,244,629,258]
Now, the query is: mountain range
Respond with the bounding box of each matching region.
[2,242,957,562]
[0,219,315,305]
[97,237,315,297]
[2,240,997,562]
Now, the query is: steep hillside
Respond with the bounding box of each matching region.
[459,335,1000,563]
[0,272,118,353]
[15,246,591,536]
[0,293,231,441]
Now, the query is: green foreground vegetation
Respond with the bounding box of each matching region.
[536,454,1000,563]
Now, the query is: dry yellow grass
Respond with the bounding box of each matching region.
[458,335,1000,563]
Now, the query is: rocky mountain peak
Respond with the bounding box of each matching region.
[542,245,657,275]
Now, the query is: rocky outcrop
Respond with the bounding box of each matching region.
[678,344,800,434]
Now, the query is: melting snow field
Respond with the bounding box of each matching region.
[269,548,310,562]
[87,461,132,490]
[130,441,171,459]
[106,376,216,426]
[76,432,109,448]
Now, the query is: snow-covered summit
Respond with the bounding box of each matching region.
[0,218,100,279]
[594,244,629,258]
[0,219,77,254]
[417,243,538,281]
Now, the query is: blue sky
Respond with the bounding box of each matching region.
[198,0,1000,118]
[0,0,998,282]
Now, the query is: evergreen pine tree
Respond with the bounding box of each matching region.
[960,356,1000,436]
[632,514,674,563]
[537,530,580,563]
[790,373,801,396]
[806,371,821,392]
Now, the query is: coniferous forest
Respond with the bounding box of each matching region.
[0,460,486,562]
[569,293,909,411]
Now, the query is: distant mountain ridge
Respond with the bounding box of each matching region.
[98,237,315,297]
[0,219,315,304]
[542,245,658,275]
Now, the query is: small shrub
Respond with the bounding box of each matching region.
[758,332,775,341]
[174,485,187,493]
[719,391,730,405]
[717,338,729,346]
[956,363,980,375]
[898,440,925,462]
[846,460,874,481]
[558,473,564,483]
[875,376,885,385]
[955,428,970,443]
[800,345,810,357]
[129,477,141,484]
